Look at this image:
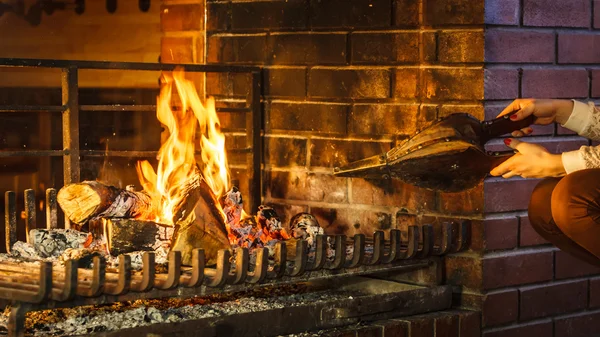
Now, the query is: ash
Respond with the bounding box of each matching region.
[0,288,358,336]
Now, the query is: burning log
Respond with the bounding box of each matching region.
[89,218,173,256]
[169,171,231,266]
[57,181,154,224]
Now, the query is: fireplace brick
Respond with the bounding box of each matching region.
[268,33,347,65]
[394,69,420,99]
[558,33,600,64]
[161,4,204,32]
[423,0,484,26]
[482,320,553,337]
[308,68,391,99]
[522,69,589,99]
[422,32,438,62]
[311,207,393,236]
[485,29,555,63]
[310,139,392,168]
[231,0,307,31]
[482,251,553,290]
[394,0,420,27]
[555,250,600,280]
[206,2,229,31]
[445,255,483,289]
[264,67,307,97]
[437,31,484,63]
[350,178,436,212]
[436,185,484,215]
[207,34,267,64]
[265,202,308,228]
[351,32,420,64]
[471,217,518,252]
[519,216,550,247]
[266,171,348,203]
[348,104,418,136]
[484,0,519,25]
[520,280,589,321]
[439,105,484,120]
[265,137,307,167]
[593,70,600,98]
[309,0,392,29]
[523,0,591,28]
[554,311,600,337]
[484,68,519,100]
[482,289,518,327]
[267,102,349,134]
[161,36,194,63]
[422,68,484,101]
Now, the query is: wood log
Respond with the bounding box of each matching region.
[170,170,231,266]
[57,181,154,224]
[89,218,172,256]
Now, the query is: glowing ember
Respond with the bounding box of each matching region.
[136,68,230,226]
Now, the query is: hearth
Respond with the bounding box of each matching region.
[0,58,469,337]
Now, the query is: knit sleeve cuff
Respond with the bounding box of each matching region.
[562,149,586,174]
[562,100,593,135]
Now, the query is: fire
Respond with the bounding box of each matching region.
[136,68,230,226]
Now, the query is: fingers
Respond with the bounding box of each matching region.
[511,127,534,137]
[490,156,516,176]
[497,99,523,118]
[502,171,519,179]
[508,102,535,122]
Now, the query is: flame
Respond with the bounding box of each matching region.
[136,68,229,226]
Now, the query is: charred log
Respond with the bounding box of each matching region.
[89,218,172,256]
[57,181,154,224]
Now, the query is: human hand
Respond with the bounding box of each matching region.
[497,99,574,137]
[489,138,566,179]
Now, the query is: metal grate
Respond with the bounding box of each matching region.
[0,57,264,216]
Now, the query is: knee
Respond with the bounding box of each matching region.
[528,178,559,220]
[551,169,600,230]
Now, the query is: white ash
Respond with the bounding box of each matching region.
[289,213,324,249]
[29,229,90,258]
[2,290,359,336]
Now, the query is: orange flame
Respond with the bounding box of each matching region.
[136,69,229,226]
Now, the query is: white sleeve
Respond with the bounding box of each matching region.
[560,100,600,174]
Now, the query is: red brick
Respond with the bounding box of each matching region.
[485,0,519,25]
[520,280,589,320]
[398,314,434,337]
[161,4,204,32]
[267,102,349,134]
[422,68,484,101]
[351,178,436,212]
[424,0,484,25]
[596,2,600,29]
[456,310,481,337]
[351,32,420,64]
[485,30,555,63]
[266,171,348,203]
[523,0,591,28]
[435,314,458,337]
[483,178,540,213]
[519,216,549,247]
[484,68,519,100]
[207,34,267,64]
[482,251,553,290]
[483,321,553,337]
[590,277,600,308]
[522,69,589,99]
[593,70,600,98]
[437,31,484,63]
[481,218,518,251]
[161,37,194,64]
[310,0,392,28]
[231,1,306,31]
[269,33,347,65]
[554,311,600,337]
[558,33,600,64]
[555,250,600,280]
[308,68,390,99]
[348,104,418,136]
[483,289,518,327]
[355,326,382,337]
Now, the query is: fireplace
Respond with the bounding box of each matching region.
[0,0,598,336]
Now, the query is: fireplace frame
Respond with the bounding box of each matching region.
[0,57,264,215]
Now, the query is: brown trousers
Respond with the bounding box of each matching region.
[529,168,600,266]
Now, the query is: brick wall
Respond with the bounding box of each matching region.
[443,0,600,336]
[205,0,485,237]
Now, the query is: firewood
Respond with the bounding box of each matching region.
[89,218,172,256]
[57,181,154,224]
[170,171,231,266]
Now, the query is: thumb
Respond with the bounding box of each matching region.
[510,102,535,122]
